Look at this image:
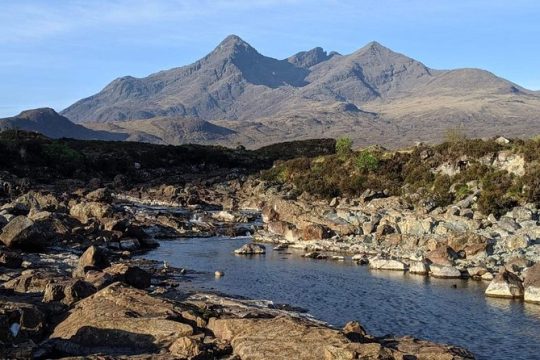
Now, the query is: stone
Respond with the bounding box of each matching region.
[261,205,279,223]
[504,235,530,251]
[303,252,328,260]
[369,258,408,271]
[2,270,62,294]
[485,268,524,298]
[69,201,113,224]
[208,316,350,360]
[0,250,23,268]
[409,261,429,275]
[0,298,47,345]
[430,264,462,278]
[43,279,97,305]
[0,216,46,249]
[342,321,367,342]
[234,243,266,255]
[375,223,395,237]
[104,263,151,289]
[467,266,488,278]
[119,238,140,251]
[85,187,112,203]
[84,270,115,289]
[303,223,332,240]
[72,246,111,278]
[50,283,193,356]
[481,272,494,281]
[426,246,457,266]
[169,336,203,358]
[379,335,475,359]
[524,263,540,303]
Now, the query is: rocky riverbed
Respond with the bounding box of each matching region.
[0,178,477,359]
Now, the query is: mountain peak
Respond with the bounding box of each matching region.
[288,47,333,68]
[19,107,59,120]
[357,41,394,55]
[216,34,254,52]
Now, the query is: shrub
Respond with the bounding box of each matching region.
[522,163,540,205]
[355,150,379,172]
[477,170,517,217]
[43,142,84,176]
[431,175,454,207]
[335,137,353,157]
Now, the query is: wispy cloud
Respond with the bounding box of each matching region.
[0,0,309,43]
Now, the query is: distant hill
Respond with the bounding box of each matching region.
[85,116,237,146]
[54,35,540,147]
[0,108,126,141]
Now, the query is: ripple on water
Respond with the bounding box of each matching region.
[142,237,540,360]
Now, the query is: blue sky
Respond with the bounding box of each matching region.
[0,0,539,117]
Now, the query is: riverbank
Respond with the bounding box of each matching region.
[0,184,475,359]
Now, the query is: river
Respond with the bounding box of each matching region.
[143,236,540,360]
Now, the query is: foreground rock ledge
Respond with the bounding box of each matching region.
[42,282,475,359]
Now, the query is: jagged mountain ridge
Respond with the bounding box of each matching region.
[56,35,540,147]
[62,35,533,123]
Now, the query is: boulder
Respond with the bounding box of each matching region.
[426,246,457,266]
[49,282,193,356]
[261,205,279,223]
[2,270,62,294]
[43,279,97,305]
[84,270,115,290]
[104,263,151,289]
[72,246,111,278]
[0,250,23,268]
[430,264,462,278]
[234,243,266,255]
[378,335,475,360]
[169,336,203,358]
[409,261,429,275]
[467,266,488,278]
[485,268,524,298]
[504,235,530,251]
[0,216,46,249]
[0,297,47,346]
[303,252,328,260]
[208,316,350,360]
[369,258,408,271]
[85,188,112,203]
[302,223,332,240]
[524,263,540,303]
[119,238,140,251]
[69,201,113,224]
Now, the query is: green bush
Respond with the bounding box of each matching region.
[355,150,379,172]
[43,142,85,176]
[335,137,353,157]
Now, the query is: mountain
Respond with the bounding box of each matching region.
[60,35,540,147]
[85,116,237,145]
[0,108,127,141]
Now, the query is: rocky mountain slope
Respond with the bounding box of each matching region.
[60,35,540,147]
[0,108,126,141]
